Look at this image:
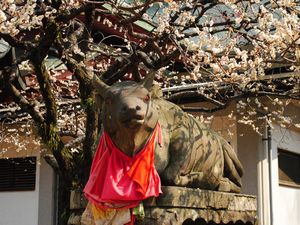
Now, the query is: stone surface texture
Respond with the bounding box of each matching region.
[68,186,257,225]
[138,186,257,225]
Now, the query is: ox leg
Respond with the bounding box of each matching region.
[160,126,225,190]
[161,156,222,190]
[175,172,205,187]
[218,177,241,193]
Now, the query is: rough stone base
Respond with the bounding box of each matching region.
[68,186,257,225]
[136,186,257,225]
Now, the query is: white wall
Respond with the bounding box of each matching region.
[271,126,300,225]
[38,157,56,225]
[0,157,40,225]
[277,186,300,225]
[0,124,55,225]
[0,157,56,225]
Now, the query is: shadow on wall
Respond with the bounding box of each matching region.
[182,218,254,225]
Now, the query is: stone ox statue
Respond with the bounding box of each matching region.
[93,73,243,193]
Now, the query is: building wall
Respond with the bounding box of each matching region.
[38,157,56,225]
[0,185,40,225]
[0,161,40,225]
[277,186,300,225]
[0,124,55,225]
[236,123,259,196]
[210,116,238,153]
[271,126,300,225]
[210,113,259,196]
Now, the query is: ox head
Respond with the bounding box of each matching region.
[93,73,159,136]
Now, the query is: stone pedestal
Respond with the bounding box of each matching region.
[68,190,87,225]
[137,186,257,225]
[68,186,257,225]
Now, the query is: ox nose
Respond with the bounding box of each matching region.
[121,105,141,113]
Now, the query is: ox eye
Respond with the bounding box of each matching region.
[144,94,150,102]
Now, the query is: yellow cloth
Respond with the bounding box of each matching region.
[81,202,131,225]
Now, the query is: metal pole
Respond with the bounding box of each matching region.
[266,125,274,225]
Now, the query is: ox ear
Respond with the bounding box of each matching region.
[140,71,155,91]
[93,74,110,98]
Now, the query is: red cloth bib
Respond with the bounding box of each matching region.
[84,123,162,209]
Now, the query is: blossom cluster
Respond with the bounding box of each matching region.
[1,0,299,146]
[0,0,46,36]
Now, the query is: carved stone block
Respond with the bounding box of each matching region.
[137,186,257,225]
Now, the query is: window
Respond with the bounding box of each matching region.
[278,149,300,188]
[0,157,37,191]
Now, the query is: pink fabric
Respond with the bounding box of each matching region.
[84,123,162,209]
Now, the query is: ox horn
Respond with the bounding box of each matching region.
[140,71,155,91]
[93,74,110,97]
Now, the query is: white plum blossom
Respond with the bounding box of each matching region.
[0,0,299,159]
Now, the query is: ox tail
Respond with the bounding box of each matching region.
[222,141,244,187]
